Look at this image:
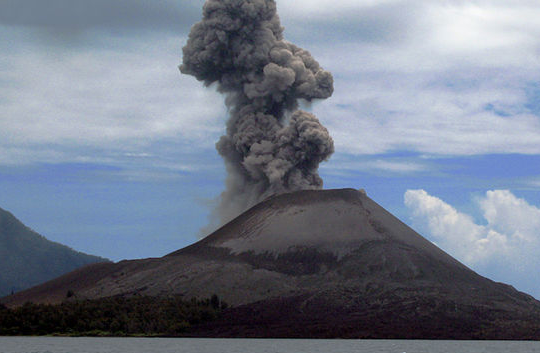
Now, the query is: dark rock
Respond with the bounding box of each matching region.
[3,189,540,338]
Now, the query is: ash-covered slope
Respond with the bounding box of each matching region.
[174,188,469,275]
[3,189,540,338]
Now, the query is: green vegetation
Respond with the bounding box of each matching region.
[0,295,226,336]
[0,207,108,297]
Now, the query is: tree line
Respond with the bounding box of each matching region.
[0,294,227,336]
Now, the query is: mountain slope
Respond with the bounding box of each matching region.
[0,207,108,297]
[3,189,540,338]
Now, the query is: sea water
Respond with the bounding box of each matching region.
[1,337,540,353]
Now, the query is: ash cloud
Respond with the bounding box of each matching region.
[181,0,334,226]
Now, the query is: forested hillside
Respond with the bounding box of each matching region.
[0,207,107,297]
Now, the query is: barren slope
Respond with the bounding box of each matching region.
[3,188,540,338]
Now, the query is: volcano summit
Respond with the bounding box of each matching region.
[4,189,540,338]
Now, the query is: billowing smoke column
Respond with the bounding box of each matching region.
[181,0,334,225]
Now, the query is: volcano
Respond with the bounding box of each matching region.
[3,189,540,338]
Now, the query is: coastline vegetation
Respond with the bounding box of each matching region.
[0,294,226,336]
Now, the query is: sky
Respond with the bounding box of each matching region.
[1,0,540,298]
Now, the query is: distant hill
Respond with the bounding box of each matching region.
[0,207,108,297]
[4,189,540,339]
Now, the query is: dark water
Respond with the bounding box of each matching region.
[1,337,540,353]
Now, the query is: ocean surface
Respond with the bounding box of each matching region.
[1,337,540,353]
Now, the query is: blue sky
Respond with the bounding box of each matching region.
[2,0,540,298]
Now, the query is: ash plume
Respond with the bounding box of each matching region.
[181,0,334,226]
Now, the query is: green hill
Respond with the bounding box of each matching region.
[0,207,108,297]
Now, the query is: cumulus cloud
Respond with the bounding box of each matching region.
[404,189,540,296]
[479,190,540,244]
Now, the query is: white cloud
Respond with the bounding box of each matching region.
[321,157,428,176]
[0,32,226,167]
[404,189,508,264]
[479,190,540,243]
[404,189,540,297]
[304,0,540,156]
[425,3,540,54]
[318,82,540,155]
[2,0,540,170]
